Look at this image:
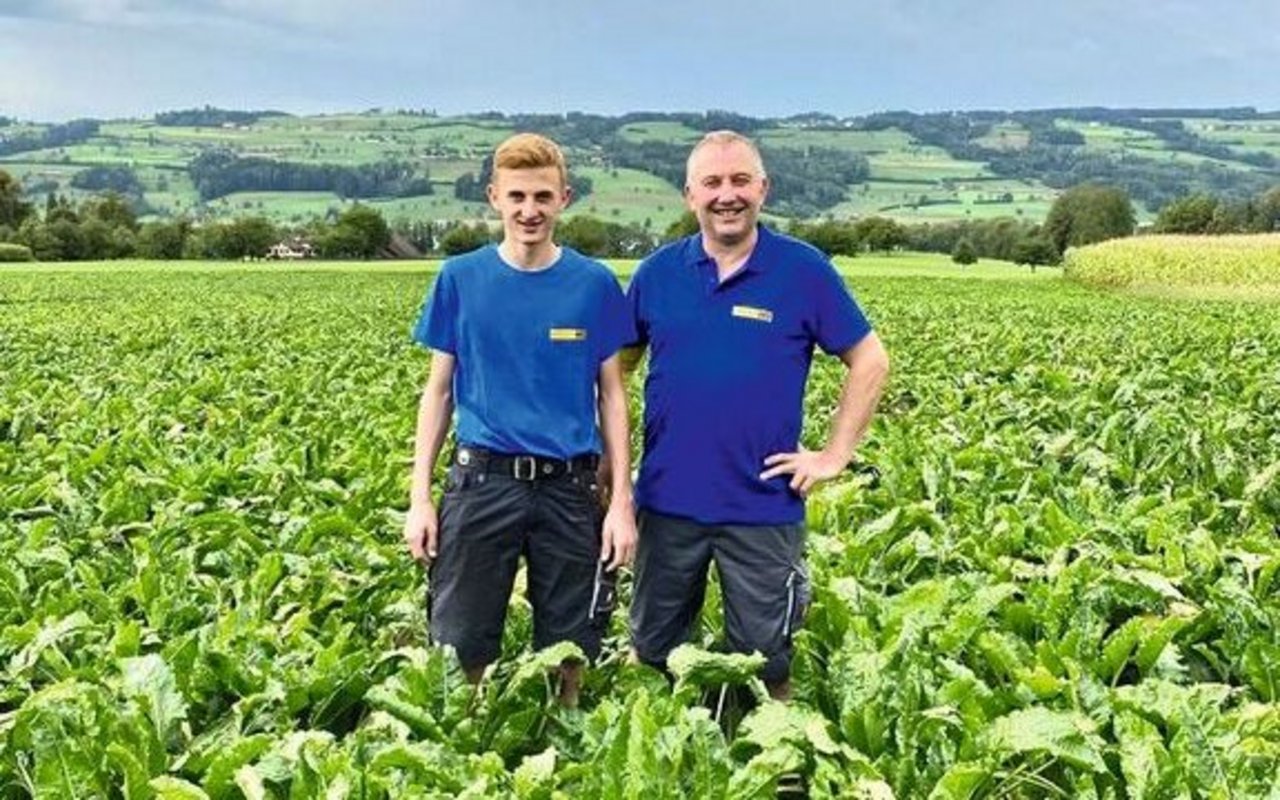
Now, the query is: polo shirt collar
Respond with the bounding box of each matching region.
[682,224,775,277]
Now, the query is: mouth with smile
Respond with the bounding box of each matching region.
[710,204,748,220]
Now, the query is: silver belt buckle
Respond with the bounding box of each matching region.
[513,455,537,481]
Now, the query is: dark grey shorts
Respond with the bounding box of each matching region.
[428,461,614,669]
[629,509,810,685]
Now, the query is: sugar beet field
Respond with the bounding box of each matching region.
[2,260,1279,798]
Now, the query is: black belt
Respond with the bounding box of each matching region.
[454,446,598,481]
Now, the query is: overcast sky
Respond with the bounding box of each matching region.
[1,0,1278,121]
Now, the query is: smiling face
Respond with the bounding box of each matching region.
[684,138,769,250]
[487,165,571,250]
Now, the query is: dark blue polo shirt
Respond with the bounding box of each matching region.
[413,245,632,459]
[627,225,872,525]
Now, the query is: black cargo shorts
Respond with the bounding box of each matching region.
[428,447,615,670]
[629,509,810,686]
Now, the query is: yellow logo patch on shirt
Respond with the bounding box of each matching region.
[731,305,774,323]
[549,327,588,342]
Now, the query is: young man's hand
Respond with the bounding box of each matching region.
[600,500,637,571]
[404,501,439,564]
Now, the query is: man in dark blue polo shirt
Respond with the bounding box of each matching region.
[403,133,636,707]
[626,131,890,700]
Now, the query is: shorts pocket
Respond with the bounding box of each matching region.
[587,560,617,629]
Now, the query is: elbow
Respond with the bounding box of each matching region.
[851,337,890,387]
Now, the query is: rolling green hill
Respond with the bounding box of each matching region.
[2,107,1277,227]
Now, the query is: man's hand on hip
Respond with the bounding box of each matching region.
[759,447,847,497]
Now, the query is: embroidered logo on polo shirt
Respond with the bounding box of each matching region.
[549,327,588,342]
[731,305,774,323]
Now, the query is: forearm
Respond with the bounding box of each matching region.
[597,357,634,504]
[823,337,890,466]
[599,395,632,501]
[409,380,453,507]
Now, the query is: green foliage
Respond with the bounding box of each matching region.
[557,215,656,258]
[0,168,33,228]
[190,150,431,201]
[318,204,391,259]
[1044,183,1136,253]
[1011,232,1060,266]
[137,219,193,259]
[186,216,278,259]
[439,222,494,255]
[1156,193,1220,233]
[950,237,977,265]
[0,242,34,262]
[1,262,1279,796]
[662,210,699,242]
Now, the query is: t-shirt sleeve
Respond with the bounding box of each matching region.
[808,257,872,355]
[411,267,459,353]
[623,263,649,349]
[596,272,635,362]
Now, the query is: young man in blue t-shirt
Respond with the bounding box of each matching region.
[625,131,891,701]
[404,133,636,705]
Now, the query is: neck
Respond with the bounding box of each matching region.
[702,227,759,280]
[500,239,560,270]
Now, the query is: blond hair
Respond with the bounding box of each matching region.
[493,133,568,187]
[685,130,767,184]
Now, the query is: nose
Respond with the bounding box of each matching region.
[715,185,740,204]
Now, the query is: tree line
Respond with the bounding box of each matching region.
[1151,186,1280,234]
[3,163,1276,266]
[0,119,100,157]
[189,151,433,201]
[154,106,289,127]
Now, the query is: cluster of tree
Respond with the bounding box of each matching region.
[0,174,393,261]
[786,216,909,255]
[761,146,869,217]
[452,154,594,203]
[0,119,100,157]
[433,216,661,259]
[1154,185,1280,234]
[189,150,432,201]
[0,169,33,231]
[69,165,145,197]
[783,182,1137,266]
[3,193,141,261]
[902,217,1059,265]
[154,106,289,127]
[1041,183,1136,253]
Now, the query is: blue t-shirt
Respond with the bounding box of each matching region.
[413,245,632,459]
[627,225,872,525]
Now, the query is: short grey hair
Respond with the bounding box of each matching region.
[685,130,767,185]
